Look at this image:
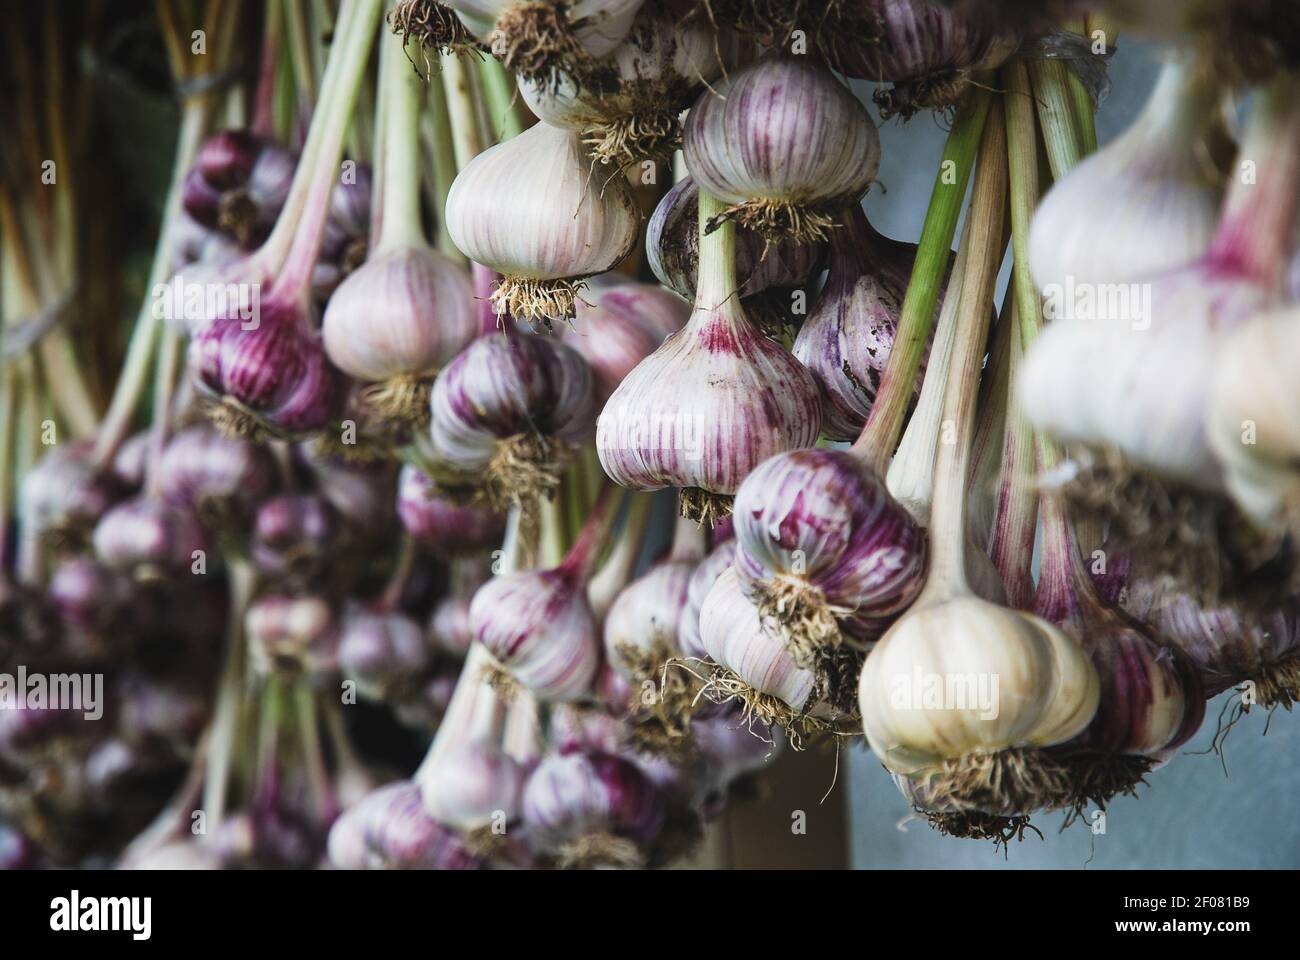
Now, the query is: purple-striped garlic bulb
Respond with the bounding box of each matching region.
[251,494,343,586]
[328,780,481,870]
[560,276,688,405]
[521,748,665,868]
[793,206,935,441]
[246,594,339,681]
[91,497,208,584]
[683,54,879,244]
[397,465,506,555]
[182,130,295,248]
[442,0,646,85]
[22,442,127,549]
[468,490,620,700]
[827,0,1020,119]
[679,538,736,661]
[731,449,927,686]
[518,9,729,165]
[698,567,841,735]
[428,330,593,522]
[47,557,128,654]
[421,742,526,843]
[158,425,277,527]
[445,121,639,327]
[315,165,373,302]
[338,604,435,702]
[596,190,821,523]
[323,36,476,428]
[646,175,824,324]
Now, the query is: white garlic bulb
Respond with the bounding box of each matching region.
[420,742,525,833]
[444,121,640,327]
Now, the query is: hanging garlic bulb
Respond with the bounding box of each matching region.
[860,102,1099,824]
[678,538,736,661]
[157,425,278,527]
[91,497,208,584]
[1029,58,1228,293]
[1207,307,1300,535]
[445,121,640,327]
[596,188,821,523]
[1019,79,1300,599]
[328,780,480,870]
[646,176,823,306]
[684,54,879,244]
[397,464,506,555]
[826,0,1020,119]
[793,206,937,441]
[560,275,688,405]
[338,604,435,702]
[519,10,730,165]
[521,747,665,869]
[469,488,621,700]
[245,594,339,681]
[442,0,646,86]
[323,28,476,428]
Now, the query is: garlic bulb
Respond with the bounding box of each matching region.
[683,54,879,244]
[792,205,935,441]
[421,741,526,835]
[1207,307,1300,533]
[444,0,646,85]
[329,780,480,870]
[22,442,127,548]
[1029,58,1227,293]
[521,748,665,868]
[338,604,435,702]
[596,189,821,522]
[92,497,208,583]
[158,425,277,527]
[678,538,736,661]
[245,594,339,681]
[560,275,688,405]
[646,176,823,305]
[698,568,836,732]
[444,122,640,326]
[428,331,594,512]
[732,449,927,671]
[397,464,506,555]
[827,0,1019,119]
[519,10,729,165]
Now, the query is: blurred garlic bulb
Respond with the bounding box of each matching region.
[519,10,728,165]
[430,556,493,656]
[1207,307,1300,533]
[1029,58,1227,293]
[793,206,935,441]
[827,0,1019,119]
[646,176,823,305]
[421,741,525,837]
[443,0,646,85]
[338,604,434,701]
[329,780,480,870]
[561,276,688,405]
[251,494,342,586]
[445,121,639,326]
[521,748,665,868]
[397,465,506,555]
[678,538,736,661]
[158,425,277,527]
[23,442,127,548]
[428,331,594,512]
[596,189,821,523]
[92,497,208,583]
[684,55,878,243]
[246,594,339,681]
[699,568,835,732]
[731,449,927,673]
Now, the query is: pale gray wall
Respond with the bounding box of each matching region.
[846,42,1300,870]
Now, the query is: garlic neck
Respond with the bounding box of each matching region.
[694,189,740,312]
[587,492,653,620]
[374,18,429,253]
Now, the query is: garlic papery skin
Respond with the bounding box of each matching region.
[1207,307,1300,534]
[646,176,823,304]
[596,189,822,523]
[1028,59,1227,293]
[521,748,665,869]
[604,558,696,683]
[329,780,480,870]
[684,54,879,244]
[732,448,928,668]
[792,205,934,442]
[679,539,736,661]
[338,604,435,702]
[158,425,277,527]
[397,465,506,556]
[827,0,1019,119]
[420,741,526,836]
[698,568,836,733]
[560,275,688,405]
[444,0,646,84]
[518,10,728,166]
[444,121,639,327]
[428,331,594,511]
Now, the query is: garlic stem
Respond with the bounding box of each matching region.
[375,18,429,252]
[203,558,255,831]
[561,481,625,581]
[855,85,993,472]
[695,190,740,309]
[272,0,386,298]
[667,510,705,563]
[423,72,463,261]
[587,492,653,620]
[285,0,319,108]
[440,51,487,171]
[477,55,526,142]
[921,99,1008,598]
[1028,58,1084,179]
